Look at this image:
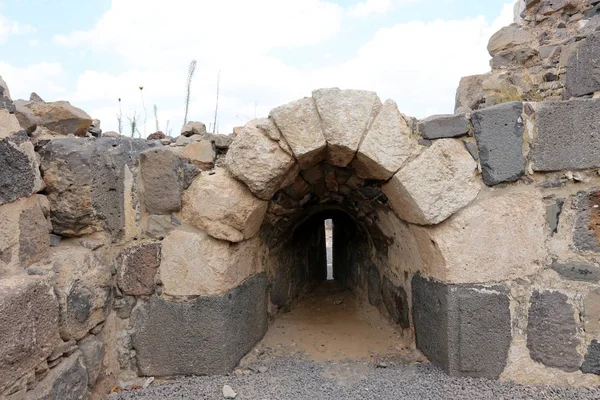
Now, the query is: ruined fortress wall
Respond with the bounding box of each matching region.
[1,1,600,398]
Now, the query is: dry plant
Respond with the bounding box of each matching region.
[184,59,197,126]
[213,69,221,134]
[116,98,123,135]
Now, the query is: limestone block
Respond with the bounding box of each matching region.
[117,242,161,296]
[487,24,535,56]
[530,99,600,171]
[182,140,215,168]
[225,118,297,200]
[52,247,113,340]
[39,138,160,239]
[527,290,582,372]
[0,195,50,277]
[159,230,262,297]
[0,276,61,393]
[78,335,105,387]
[14,100,92,137]
[0,109,22,139]
[566,32,600,97]
[382,276,409,328]
[181,168,267,242]
[411,191,546,284]
[472,101,525,186]
[0,132,44,205]
[181,121,207,137]
[269,97,327,169]
[417,114,469,140]
[25,351,88,400]
[140,147,198,215]
[353,100,416,180]
[454,74,487,113]
[312,88,382,167]
[412,275,512,379]
[132,274,267,376]
[382,139,480,225]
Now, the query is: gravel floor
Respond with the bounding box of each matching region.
[111,358,600,400]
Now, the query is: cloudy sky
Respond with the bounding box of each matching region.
[0,0,515,137]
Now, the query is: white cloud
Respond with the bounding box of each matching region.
[0,61,66,99]
[51,0,517,136]
[348,0,421,18]
[0,13,35,44]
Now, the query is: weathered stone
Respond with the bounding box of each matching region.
[181,121,207,137]
[418,114,469,140]
[78,335,105,386]
[181,168,267,242]
[283,175,311,201]
[487,24,535,56]
[551,261,600,282]
[182,140,215,168]
[145,214,178,239]
[472,101,525,186]
[312,88,382,167]
[132,273,268,376]
[455,74,487,113]
[353,100,416,180]
[203,132,232,150]
[18,197,50,267]
[52,247,113,340]
[25,351,88,400]
[382,277,409,329]
[0,276,61,393]
[0,75,15,113]
[0,133,44,205]
[582,340,600,375]
[490,47,538,68]
[0,109,22,139]
[140,147,197,215]
[269,97,327,169]
[14,100,92,137]
[530,99,600,171]
[226,119,297,200]
[382,139,480,225]
[117,242,161,296]
[574,188,600,252]
[159,230,262,297]
[367,263,382,307]
[527,290,582,372]
[147,131,165,141]
[114,296,137,319]
[40,138,160,239]
[566,32,600,97]
[584,289,600,339]
[412,275,512,379]
[411,191,546,283]
[29,92,44,103]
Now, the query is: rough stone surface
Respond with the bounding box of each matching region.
[0,75,15,113]
[269,97,327,169]
[527,290,582,372]
[551,261,600,282]
[14,100,92,137]
[582,340,600,375]
[472,101,525,186]
[418,114,469,140]
[159,230,262,297]
[182,140,215,168]
[530,99,600,171]
[353,100,416,180]
[367,264,382,307]
[412,275,512,379]
[181,168,267,242]
[566,32,600,97]
[181,121,207,137]
[487,24,535,56]
[0,276,61,393]
[52,247,113,340]
[411,191,546,283]
[39,138,160,239]
[18,196,50,267]
[382,139,480,225]
[312,88,382,167]
[454,74,487,113]
[381,277,409,329]
[132,273,268,376]
[0,109,22,139]
[140,147,198,215]
[226,118,297,200]
[25,351,89,400]
[0,132,43,205]
[117,242,161,296]
[78,334,105,387]
[574,188,600,252]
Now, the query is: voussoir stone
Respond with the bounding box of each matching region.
[411,191,546,284]
[418,114,469,140]
[312,88,382,167]
[269,97,327,169]
[530,99,600,171]
[0,276,61,393]
[566,31,600,97]
[159,230,262,297]
[225,118,297,200]
[487,24,535,56]
[117,242,162,296]
[353,99,417,180]
[382,139,480,225]
[472,101,525,186]
[15,100,92,137]
[181,168,267,242]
